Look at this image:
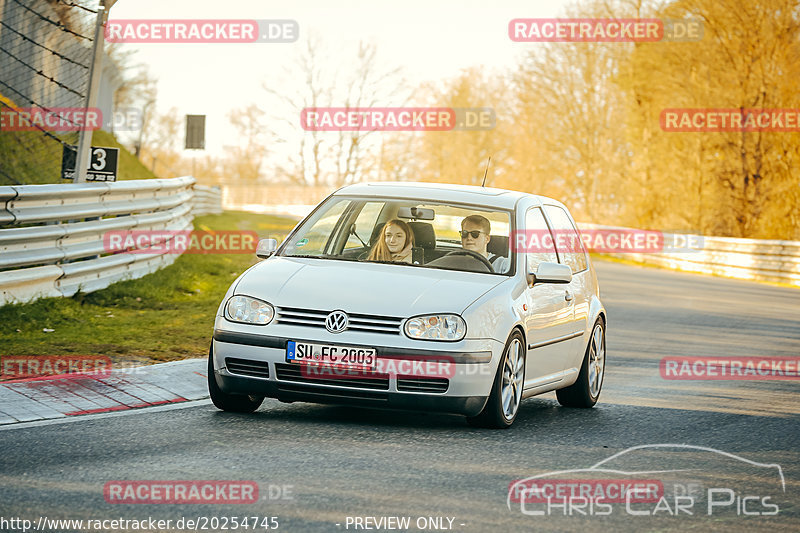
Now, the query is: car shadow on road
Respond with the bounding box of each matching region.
[209,393,614,433]
[207,394,800,456]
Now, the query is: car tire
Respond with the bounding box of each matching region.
[208,345,264,413]
[556,318,605,408]
[466,330,526,429]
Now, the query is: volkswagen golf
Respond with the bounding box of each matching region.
[208,182,606,428]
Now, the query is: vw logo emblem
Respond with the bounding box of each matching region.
[325,310,349,333]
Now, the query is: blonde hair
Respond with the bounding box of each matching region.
[367,219,414,261]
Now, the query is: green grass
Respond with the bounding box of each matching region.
[0,129,157,184]
[0,211,299,369]
[92,130,160,181]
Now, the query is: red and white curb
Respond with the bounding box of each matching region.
[0,358,208,425]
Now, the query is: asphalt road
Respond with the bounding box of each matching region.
[1,259,799,533]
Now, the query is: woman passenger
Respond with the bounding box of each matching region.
[367,219,415,263]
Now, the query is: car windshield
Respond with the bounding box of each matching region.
[279,196,513,275]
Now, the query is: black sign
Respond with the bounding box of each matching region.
[61,145,119,182]
[185,115,206,149]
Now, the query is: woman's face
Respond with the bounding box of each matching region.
[384,224,407,253]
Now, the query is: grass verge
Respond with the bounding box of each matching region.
[0,211,298,371]
[0,129,157,184]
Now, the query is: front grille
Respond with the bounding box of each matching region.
[396,376,449,393]
[225,357,270,379]
[277,382,389,402]
[275,363,390,390]
[275,306,403,335]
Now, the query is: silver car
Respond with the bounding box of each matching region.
[208,182,606,428]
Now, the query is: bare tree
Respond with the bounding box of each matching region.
[332,42,407,186]
[411,68,512,188]
[105,43,157,158]
[511,29,629,220]
[263,35,330,186]
[226,104,270,181]
[263,36,408,186]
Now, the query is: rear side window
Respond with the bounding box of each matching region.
[523,207,558,272]
[543,205,588,273]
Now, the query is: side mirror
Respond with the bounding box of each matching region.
[527,261,572,286]
[256,238,278,259]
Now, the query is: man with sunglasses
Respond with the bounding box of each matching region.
[460,215,510,273]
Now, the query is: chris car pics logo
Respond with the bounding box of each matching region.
[508,444,785,518]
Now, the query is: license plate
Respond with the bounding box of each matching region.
[286,341,377,370]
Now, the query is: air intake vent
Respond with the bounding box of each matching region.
[275,363,390,390]
[225,358,269,379]
[396,376,449,393]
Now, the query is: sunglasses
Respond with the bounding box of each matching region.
[460,230,484,239]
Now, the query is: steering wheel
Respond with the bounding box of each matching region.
[442,249,494,272]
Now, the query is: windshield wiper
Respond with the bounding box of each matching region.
[285,254,332,260]
[285,254,358,261]
[365,260,424,267]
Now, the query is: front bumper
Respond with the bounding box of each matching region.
[214,371,488,416]
[212,328,500,417]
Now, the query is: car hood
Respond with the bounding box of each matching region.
[234,256,506,316]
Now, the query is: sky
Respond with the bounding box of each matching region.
[109,0,576,159]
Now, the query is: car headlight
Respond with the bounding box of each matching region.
[404,314,466,341]
[225,295,274,325]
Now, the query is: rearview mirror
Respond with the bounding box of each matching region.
[256,238,278,259]
[397,206,435,220]
[528,261,572,285]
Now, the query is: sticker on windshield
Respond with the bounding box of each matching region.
[296,238,308,247]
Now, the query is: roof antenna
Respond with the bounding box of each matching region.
[481,156,492,187]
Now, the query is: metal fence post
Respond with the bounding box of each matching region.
[74,5,107,183]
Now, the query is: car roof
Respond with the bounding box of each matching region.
[333,182,563,210]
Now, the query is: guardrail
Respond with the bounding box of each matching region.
[219,205,800,288]
[193,185,223,216]
[578,223,800,288]
[0,178,222,305]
